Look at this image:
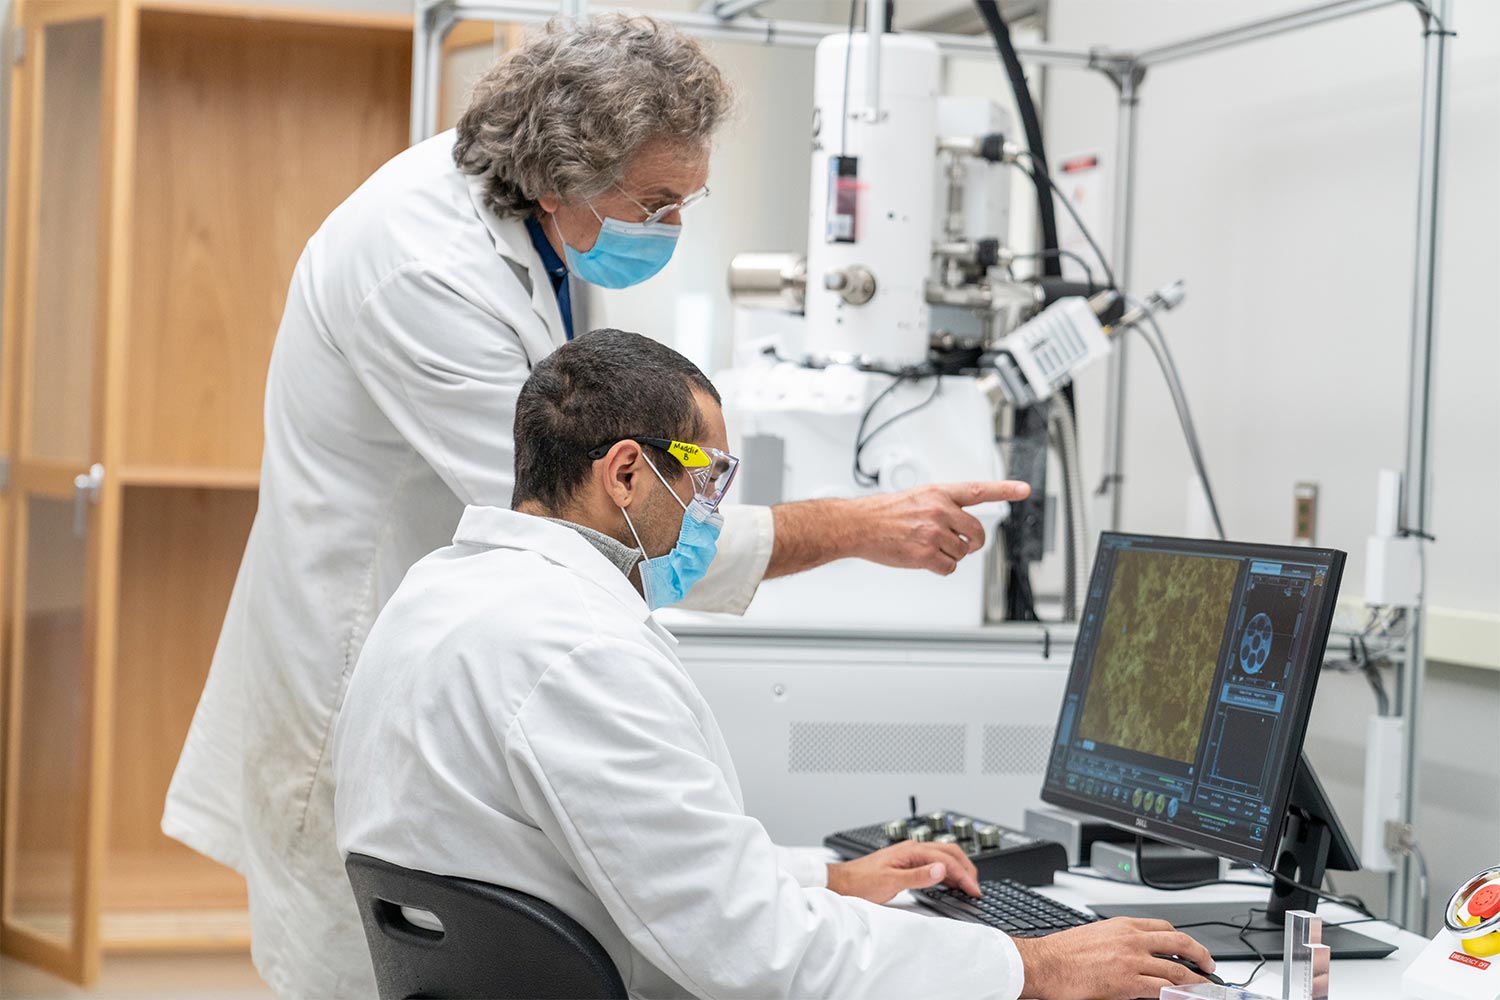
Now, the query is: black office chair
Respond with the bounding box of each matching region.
[345,852,627,1000]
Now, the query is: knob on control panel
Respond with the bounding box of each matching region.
[883,819,910,841]
[951,817,975,841]
[925,811,949,832]
[975,824,1002,849]
[908,824,933,843]
[933,833,959,845]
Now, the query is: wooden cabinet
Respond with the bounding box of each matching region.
[0,1,411,982]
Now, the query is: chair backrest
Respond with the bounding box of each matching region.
[345,852,627,1000]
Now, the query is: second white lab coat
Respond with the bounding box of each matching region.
[161,131,774,999]
[334,507,1026,999]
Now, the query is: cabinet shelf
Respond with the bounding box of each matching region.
[118,465,259,490]
[2,1,411,983]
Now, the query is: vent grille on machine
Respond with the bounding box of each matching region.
[787,722,966,774]
[981,724,1055,774]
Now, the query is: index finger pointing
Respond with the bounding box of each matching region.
[938,481,1031,506]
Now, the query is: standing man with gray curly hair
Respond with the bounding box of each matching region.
[164,12,1028,998]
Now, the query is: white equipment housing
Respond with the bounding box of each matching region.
[804,32,939,365]
[992,297,1111,406]
[718,365,1004,628]
[717,32,1017,629]
[664,624,1073,845]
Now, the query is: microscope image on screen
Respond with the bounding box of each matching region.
[1229,572,1311,686]
[1075,548,1241,765]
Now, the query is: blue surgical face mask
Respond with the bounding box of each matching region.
[619,455,723,611]
[554,210,680,290]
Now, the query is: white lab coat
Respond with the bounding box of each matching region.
[162,131,774,999]
[333,507,1026,999]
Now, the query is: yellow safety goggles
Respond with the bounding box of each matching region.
[587,436,740,511]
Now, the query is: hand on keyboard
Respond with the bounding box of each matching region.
[827,840,981,904]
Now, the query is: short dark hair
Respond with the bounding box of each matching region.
[512,329,721,511]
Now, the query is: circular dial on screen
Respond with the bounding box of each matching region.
[1239,612,1273,675]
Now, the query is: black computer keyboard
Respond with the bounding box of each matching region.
[914,878,1098,937]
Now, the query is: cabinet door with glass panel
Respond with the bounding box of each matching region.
[1,1,118,985]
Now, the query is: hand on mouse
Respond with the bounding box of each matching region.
[1010,917,1216,1000]
[825,840,982,904]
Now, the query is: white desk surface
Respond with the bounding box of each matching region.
[889,867,1429,999]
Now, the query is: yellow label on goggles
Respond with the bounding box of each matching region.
[666,441,711,468]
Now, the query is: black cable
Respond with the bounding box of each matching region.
[853,371,943,487]
[1226,907,1271,990]
[853,373,910,487]
[1358,635,1393,716]
[863,378,943,448]
[974,0,1061,279]
[1131,307,1227,540]
[1013,150,1119,292]
[1130,837,1376,918]
[1010,248,1097,290]
[1063,867,1264,890]
[839,0,859,158]
[1253,864,1378,919]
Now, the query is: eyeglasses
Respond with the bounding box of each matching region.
[613,184,711,228]
[587,436,740,512]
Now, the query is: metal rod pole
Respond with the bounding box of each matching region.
[712,0,772,20]
[408,0,1102,200]
[411,0,461,144]
[434,0,1097,64]
[1100,67,1141,530]
[1394,0,1451,933]
[1134,0,1406,67]
[863,0,883,122]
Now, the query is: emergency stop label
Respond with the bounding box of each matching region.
[1449,951,1491,970]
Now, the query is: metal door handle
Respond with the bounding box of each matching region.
[72,463,104,538]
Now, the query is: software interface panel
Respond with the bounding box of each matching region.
[1043,533,1343,866]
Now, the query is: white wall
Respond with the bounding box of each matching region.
[1046,0,1499,648]
[583,36,818,374]
[1045,0,1500,931]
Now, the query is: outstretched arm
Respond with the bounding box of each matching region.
[767,480,1031,579]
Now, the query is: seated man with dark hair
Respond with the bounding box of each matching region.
[333,329,1214,1000]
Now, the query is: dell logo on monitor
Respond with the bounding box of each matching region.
[1135,818,1148,829]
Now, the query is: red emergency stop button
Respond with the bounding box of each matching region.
[1470,883,1500,920]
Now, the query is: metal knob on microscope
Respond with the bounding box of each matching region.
[975,824,1002,850]
[925,810,949,833]
[883,819,910,841]
[951,816,975,842]
[933,833,959,845]
[908,824,933,843]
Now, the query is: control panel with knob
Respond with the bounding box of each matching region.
[823,798,1068,886]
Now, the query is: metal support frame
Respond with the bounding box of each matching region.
[1096,54,1144,531]
[410,0,1452,932]
[1395,0,1451,932]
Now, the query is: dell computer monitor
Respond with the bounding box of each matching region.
[1039,532,1392,960]
[1042,532,1343,867]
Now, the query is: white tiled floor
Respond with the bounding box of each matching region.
[0,952,276,999]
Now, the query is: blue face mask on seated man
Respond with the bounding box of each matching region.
[557,213,680,290]
[619,455,723,611]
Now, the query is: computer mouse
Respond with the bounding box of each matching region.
[1155,954,1225,986]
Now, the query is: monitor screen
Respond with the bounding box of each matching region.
[1040,532,1345,867]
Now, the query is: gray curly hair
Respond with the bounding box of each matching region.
[454,13,733,219]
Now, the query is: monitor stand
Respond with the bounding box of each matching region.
[1089,757,1397,961]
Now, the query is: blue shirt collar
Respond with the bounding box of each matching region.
[524,214,568,287]
[524,213,575,341]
